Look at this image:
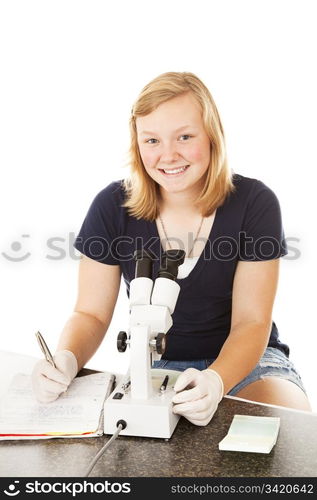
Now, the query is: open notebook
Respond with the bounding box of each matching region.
[0,372,114,440]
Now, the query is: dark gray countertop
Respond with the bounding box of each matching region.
[1,397,316,477]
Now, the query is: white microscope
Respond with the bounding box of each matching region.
[104,248,185,439]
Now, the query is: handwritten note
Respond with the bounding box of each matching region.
[0,372,114,438]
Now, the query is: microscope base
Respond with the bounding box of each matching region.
[104,387,180,439]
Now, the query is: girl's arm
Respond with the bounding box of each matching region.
[57,255,122,371]
[209,258,280,394]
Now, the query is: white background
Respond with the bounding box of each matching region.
[0,0,316,410]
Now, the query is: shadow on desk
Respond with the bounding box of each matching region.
[1,394,316,477]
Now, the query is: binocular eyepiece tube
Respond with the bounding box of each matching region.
[157,249,185,280]
[133,249,185,280]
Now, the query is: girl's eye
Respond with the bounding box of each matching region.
[144,135,192,144]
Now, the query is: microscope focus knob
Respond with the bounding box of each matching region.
[117,331,128,352]
[155,332,166,355]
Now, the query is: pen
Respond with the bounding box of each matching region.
[35,330,56,368]
[160,375,169,392]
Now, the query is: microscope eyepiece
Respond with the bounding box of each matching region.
[133,249,155,278]
[158,249,185,281]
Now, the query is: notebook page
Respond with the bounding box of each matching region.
[0,372,113,437]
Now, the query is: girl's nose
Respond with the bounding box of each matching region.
[160,141,181,163]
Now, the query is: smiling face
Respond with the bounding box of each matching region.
[136,92,211,199]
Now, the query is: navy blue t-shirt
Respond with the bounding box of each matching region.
[74,173,289,360]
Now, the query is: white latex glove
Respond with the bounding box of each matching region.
[31,350,78,404]
[172,368,224,426]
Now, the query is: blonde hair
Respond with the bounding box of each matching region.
[122,71,235,220]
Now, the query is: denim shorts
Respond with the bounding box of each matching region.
[152,347,307,396]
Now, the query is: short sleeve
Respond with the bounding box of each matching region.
[74,182,122,265]
[239,181,288,261]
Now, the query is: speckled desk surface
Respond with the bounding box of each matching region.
[1,393,316,477]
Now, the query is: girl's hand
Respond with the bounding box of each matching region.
[172,368,224,426]
[31,350,78,403]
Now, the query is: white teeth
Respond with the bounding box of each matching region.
[163,166,188,174]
